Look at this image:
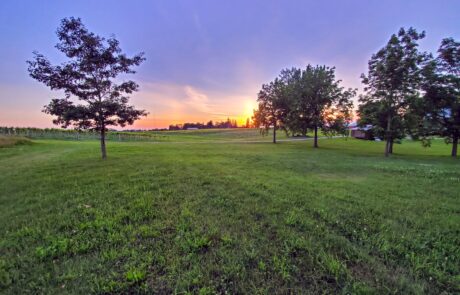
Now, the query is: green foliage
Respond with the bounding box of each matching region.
[417,37,460,157]
[285,65,355,142]
[0,259,12,288]
[359,27,429,156]
[253,77,290,142]
[27,17,147,159]
[254,65,355,146]
[125,268,146,283]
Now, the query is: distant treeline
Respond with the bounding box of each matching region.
[169,118,251,130]
[0,127,165,141]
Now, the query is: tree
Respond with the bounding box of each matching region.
[360,27,428,157]
[286,65,355,148]
[254,78,290,143]
[27,17,147,159]
[357,98,407,152]
[245,118,251,128]
[418,38,460,157]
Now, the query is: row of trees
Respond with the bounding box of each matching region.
[28,18,459,158]
[168,118,242,130]
[255,27,460,157]
[253,66,355,146]
[359,28,460,157]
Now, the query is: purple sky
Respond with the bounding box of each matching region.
[1,0,459,128]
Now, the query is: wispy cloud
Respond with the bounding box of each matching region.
[130,81,258,128]
[184,85,212,114]
[192,12,209,48]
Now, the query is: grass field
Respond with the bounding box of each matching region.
[0,136,32,148]
[1,128,293,143]
[145,128,292,142]
[0,133,459,294]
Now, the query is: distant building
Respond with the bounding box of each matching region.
[348,123,372,139]
[186,127,199,130]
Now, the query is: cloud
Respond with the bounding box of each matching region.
[192,12,209,46]
[184,85,212,114]
[129,81,259,128]
[0,77,261,129]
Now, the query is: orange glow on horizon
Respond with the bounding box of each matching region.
[0,81,260,130]
[128,99,258,129]
[235,100,258,126]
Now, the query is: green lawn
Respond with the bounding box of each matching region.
[0,136,32,148]
[2,128,292,143]
[0,137,459,294]
[135,128,293,142]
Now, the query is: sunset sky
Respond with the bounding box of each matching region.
[1,0,459,129]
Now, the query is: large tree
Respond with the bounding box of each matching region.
[253,78,290,143]
[419,38,460,157]
[286,65,355,148]
[360,27,428,157]
[27,17,147,159]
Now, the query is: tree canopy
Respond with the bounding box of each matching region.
[417,38,460,156]
[253,78,290,143]
[359,27,428,156]
[27,17,147,159]
[286,65,355,147]
[254,65,355,147]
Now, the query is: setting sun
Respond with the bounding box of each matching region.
[237,100,258,125]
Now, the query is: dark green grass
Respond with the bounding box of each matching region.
[0,136,32,148]
[0,138,459,294]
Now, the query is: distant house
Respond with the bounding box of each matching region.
[348,123,372,139]
[351,129,367,139]
[186,127,199,130]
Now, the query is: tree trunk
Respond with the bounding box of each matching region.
[389,138,394,154]
[100,128,107,159]
[452,135,458,157]
[313,125,318,148]
[273,122,277,144]
[385,114,392,157]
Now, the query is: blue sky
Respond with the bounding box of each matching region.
[1,0,459,128]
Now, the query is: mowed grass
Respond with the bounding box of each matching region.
[0,136,32,148]
[0,137,459,294]
[145,128,292,142]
